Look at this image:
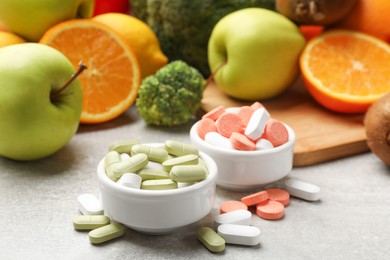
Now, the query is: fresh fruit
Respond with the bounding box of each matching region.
[276,0,357,25]
[335,0,390,43]
[0,0,94,42]
[93,0,130,16]
[208,8,305,101]
[40,19,141,124]
[300,30,390,114]
[93,13,167,78]
[0,31,26,48]
[0,43,83,161]
[364,92,390,165]
[0,21,8,32]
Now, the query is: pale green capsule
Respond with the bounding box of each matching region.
[137,168,170,180]
[89,223,126,244]
[170,165,208,183]
[131,144,168,163]
[72,215,110,231]
[111,153,148,181]
[164,140,199,156]
[104,151,121,170]
[197,227,225,253]
[108,139,140,154]
[162,154,199,171]
[141,179,178,190]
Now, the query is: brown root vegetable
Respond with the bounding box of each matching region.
[276,0,357,25]
[364,92,390,165]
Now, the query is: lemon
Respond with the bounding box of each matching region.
[0,31,26,48]
[93,13,168,78]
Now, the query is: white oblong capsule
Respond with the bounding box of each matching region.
[77,193,103,215]
[205,132,233,149]
[214,209,252,229]
[117,173,142,189]
[244,107,270,140]
[284,179,321,201]
[217,224,261,246]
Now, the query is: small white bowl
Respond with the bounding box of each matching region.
[96,143,217,235]
[190,119,295,191]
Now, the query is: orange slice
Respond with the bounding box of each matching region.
[40,19,141,124]
[300,29,390,114]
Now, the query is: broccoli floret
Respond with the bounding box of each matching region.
[136,60,205,127]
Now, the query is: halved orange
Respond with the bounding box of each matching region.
[40,19,141,124]
[300,29,390,114]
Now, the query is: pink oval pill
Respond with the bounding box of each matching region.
[263,119,289,147]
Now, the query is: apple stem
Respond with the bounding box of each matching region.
[204,60,227,88]
[50,60,87,98]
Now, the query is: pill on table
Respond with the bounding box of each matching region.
[162,154,199,171]
[205,132,233,149]
[202,105,225,121]
[255,138,274,150]
[131,144,168,163]
[215,112,243,138]
[263,119,289,147]
[89,223,126,244]
[104,151,121,169]
[141,179,178,190]
[197,118,217,140]
[214,209,252,228]
[284,179,321,201]
[241,190,268,206]
[230,132,256,151]
[108,139,140,154]
[217,224,261,246]
[170,165,208,183]
[197,227,225,253]
[138,168,170,180]
[77,193,103,215]
[266,188,290,206]
[237,106,255,126]
[164,140,199,156]
[220,200,248,214]
[244,107,270,140]
[117,173,142,189]
[256,200,285,220]
[72,215,110,231]
[111,153,148,181]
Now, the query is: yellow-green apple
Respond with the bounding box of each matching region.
[0,43,84,161]
[0,0,94,42]
[208,8,306,100]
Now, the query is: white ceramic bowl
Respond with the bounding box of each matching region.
[96,143,217,235]
[190,119,295,191]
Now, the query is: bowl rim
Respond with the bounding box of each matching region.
[97,143,217,198]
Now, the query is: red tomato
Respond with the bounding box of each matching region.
[93,0,130,16]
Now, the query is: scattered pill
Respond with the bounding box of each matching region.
[197,227,225,253]
[256,200,285,220]
[77,193,103,216]
[165,140,199,156]
[162,154,199,171]
[197,118,217,140]
[170,165,208,183]
[214,209,252,228]
[89,223,126,244]
[266,188,290,206]
[137,168,170,180]
[263,119,289,147]
[202,105,225,121]
[111,153,148,181]
[220,200,248,214]
[244,107,270,140]
[141,179,178,190]
[117,173,142,189]
[217,224,261,246]
[131,144,168,163]
[72,215,110,231]
[284,179,321,201]
[255,138,274,150]
[237,106,255,126]
[108,139,140,154]
[204,132,233,149]
[241,190,268,206]
[215,112,243,138]
[230,132,256,151]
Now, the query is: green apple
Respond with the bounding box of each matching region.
[208,8,306,100]
[0,43,83,161]
[0,0,94,42]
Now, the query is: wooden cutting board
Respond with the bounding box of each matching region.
[200,78,369,167]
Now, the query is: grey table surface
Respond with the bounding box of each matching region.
[1,107,389,260]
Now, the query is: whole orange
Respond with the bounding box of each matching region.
[335,0,390,43]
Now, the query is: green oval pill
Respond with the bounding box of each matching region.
[112,153,148,180]
[141,179,178,190]
[170,165,208,183]
[138,168,170,180]
[131,144,168,163]
[197,227,225,253]
[162,154,199,171]
[104,151,121,170]
[89,223,126,244]
[164,140,199,156]
[108,139,140,154]
[72,215,110,231]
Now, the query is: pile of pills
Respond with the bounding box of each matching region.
[104,139,208,190]
[197,102,289,151]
